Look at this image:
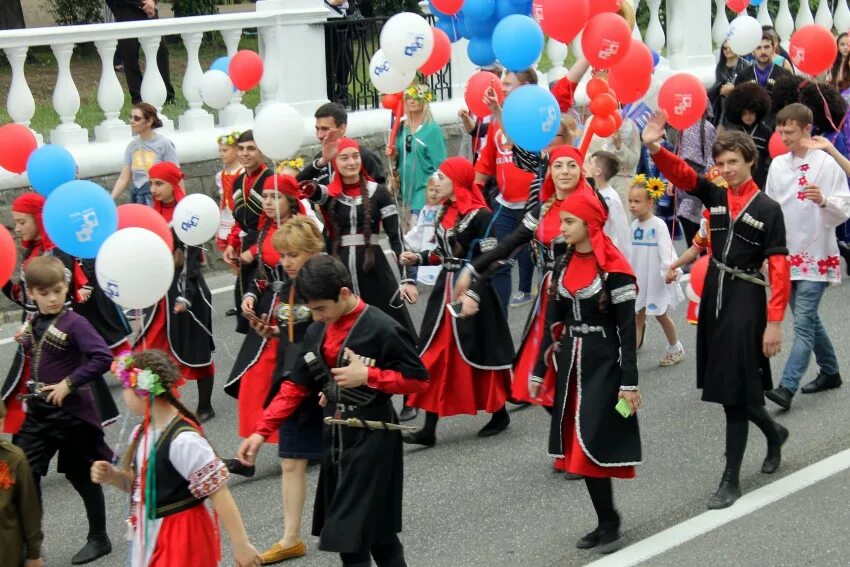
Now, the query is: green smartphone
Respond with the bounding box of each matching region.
[615,397,633,418]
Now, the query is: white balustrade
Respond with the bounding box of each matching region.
[94,39,131,142]
[546,38,568,83]
[138,35,172,131]
[4,47,37,133]
[645,0,666,52]
[666,0,685,69]
[179,32,215,131]
[795,0,814,30]
[257,25,280,111]
[712,0,730,47]
[631,0,643,41]
[836,0,850,34]
[775,0,795,49]
[50,43,88,146]
[815,0,833,31]
[756,1,772,28]
[218,28,254,127]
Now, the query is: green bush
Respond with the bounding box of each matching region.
[43,0,103,26]
[171,0,219,17]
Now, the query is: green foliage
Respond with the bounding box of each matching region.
[171,0,220,17]
[43,0,103,26]
[370,0,421,16]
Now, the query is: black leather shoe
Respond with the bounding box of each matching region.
[801,372,842,394]
[224,458,256,478]
[575,527,601,549]
[765,386,793,410]
[71,533,112,565]
[402,429,436,447]
[762,423,789,474]
[477,410,510,438]
[707,478,741,509]
[398,406,418,422]
[197,408,216,423]
[596,521,623,554]
[225,307,238,317]
[564,472,584,481]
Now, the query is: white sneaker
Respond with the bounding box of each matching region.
[659,348,684,367]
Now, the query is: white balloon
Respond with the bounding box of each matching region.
[379,12,434,73]
[727,15,762,56]
[253,103,307,161]
[200,70,234,110]
[96,228,174,310]
[172,193,221,246]
[368,49,417,95]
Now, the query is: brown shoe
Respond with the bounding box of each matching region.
[260,540,307,564]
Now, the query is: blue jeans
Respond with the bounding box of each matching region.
[130,181,153,206]
[780,280,840,393]
[490,204,533,315]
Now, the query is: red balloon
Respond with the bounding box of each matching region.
[586,77,609,100]
[768,130,789,158]
[589,0,622,16]
[612,111,624,130]
[592,114,618,138]
[0,124,38,174]
[534,0,588,44]
[117,204,174,251]
[420,27,452,76]
[726,0,749,13]
[228,50,264,92]
[432,0,464,15]
[608,41,654,103]
[0,225,16,287]
[381,93,402,110]
[789,25,838,76]
[590,93,618,116]
[658,73,707,130]
[465,71,504,118]
[690,254,709,298]
[581,12,633,69]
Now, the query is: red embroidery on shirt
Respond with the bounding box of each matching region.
[797,191,807,201]
[0,462,14,489]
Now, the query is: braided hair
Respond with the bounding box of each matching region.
[547,245,609,312]
[328,177,375,272]
[434,203,466,257]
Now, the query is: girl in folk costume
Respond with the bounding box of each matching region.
[135,162,217,422]
[91,350,260,567]
[532,189,642,554]
[627,175,685,366]
[1,193,119,434]
[302,137,417,339]
[231,217,325,564]
[215,131,243,252]
[400,157,515,447]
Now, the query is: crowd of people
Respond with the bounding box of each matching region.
[4,21,850,567]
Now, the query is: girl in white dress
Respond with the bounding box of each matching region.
[627,175,685,366]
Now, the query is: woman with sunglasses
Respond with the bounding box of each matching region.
[708,40,750,127]
[110,102,179,206]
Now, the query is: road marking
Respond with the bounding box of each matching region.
[586,448,850,567]
[0,337,13,346]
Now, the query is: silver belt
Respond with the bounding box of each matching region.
[569,324,607,337]
[341,234,366,246]
[712,258,768,287]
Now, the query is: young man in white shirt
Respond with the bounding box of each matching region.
[587,151,632,254]
[765,103,850,410]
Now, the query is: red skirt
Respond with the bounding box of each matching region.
[407,302,511,417]
[237,339,279,443]
[3,357,29,434]
[512,272,556,406]
[136,300,215,381]
[559,369,635,479]
[149,504,221,566]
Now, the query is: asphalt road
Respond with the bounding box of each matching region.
[4,263,850,567]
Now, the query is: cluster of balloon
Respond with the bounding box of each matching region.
[585,78,623,141]
[201,50,264,110]
[658,73,708,130]
[370,13,434,95]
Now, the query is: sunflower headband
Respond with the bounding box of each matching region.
[217,130,242,146]
[111,351,166,397]
[404,84,435,103]
[632,174,666,201]
[276,157,305,173]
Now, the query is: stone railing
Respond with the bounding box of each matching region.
[712,0,850,48]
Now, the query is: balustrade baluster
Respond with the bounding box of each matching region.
[837,0,850,34]
[775,0,795,48]
[756,0,772,28]
[645,0,666,52]
[219,28,254,127]
[631,0,643,41]
[179,32,215,131]
[795,0,814,30]
[4,47,37,136]
[258,25,280,111]
[50,42,88,146]
[94,39,130,142]
[138,35,172,130]
[815,0,835,31]
[712,0,730,47]
[546,38,568,83]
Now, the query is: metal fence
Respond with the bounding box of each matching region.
[323,14,452,111]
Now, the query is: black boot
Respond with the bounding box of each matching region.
[765,386,793,410]
[398,396,418,422]
[748,406,788,474]
[596,516,623,554]
[71,532,112,565]
[800,371,842,394]
[707,419,747,510]
[403,411,437,447]
[478,406,510,437]
[196,376,215,422]
[580,478,621,551]
[68,473,110,564]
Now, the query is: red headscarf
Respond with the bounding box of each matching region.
[541,145,595,203]
[148,161,185,220]
[327,138,373,197]
[438,157,489,229]
[12,192,54,250]
[562,189,634,277]
[262,174,307,217]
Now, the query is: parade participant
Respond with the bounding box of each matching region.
[764,104,850,410]
[91,350,260,567]
[401,157,514,446]
[0,399,44,567]
[724,83,772,189]
[627,176,685,364]
[135,162,217,422]
[735,31,792,127]
[13,256,115,565]
[215,131,243,253]
[2,193,118,435]
[588,151,631,253]
[709,39,750,126]
[225,174,306,442]
[532,189,642,554]
[642,114,791,508]
[223,130,275,331]
[237,255,428,567]
[110,103,179,206]
[302,137,418,338]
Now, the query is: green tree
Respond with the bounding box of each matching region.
[43,0,103,26]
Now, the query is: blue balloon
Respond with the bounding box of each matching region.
[468,35,496,67]
[495,0,528,19]
[26,145,77,196]
[456,13,471,40]
[428,0,448,19]
[464,0,495,22]
[464,12,497,37]
[651,49,661,67]
[436,16,462,43]
[210,56,231,74]
[43,180,118,259]
[492,14,544,72]
[750,0,764,5]
[502,85,560,152]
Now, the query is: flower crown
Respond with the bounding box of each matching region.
[111,351,166,397]
[217,130,242,147]
[632,174,666,201]
[405,84,435,103]
[276,157,305,173]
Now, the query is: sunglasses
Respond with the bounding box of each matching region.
[130,115,146,122]
[405,134,413,153]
